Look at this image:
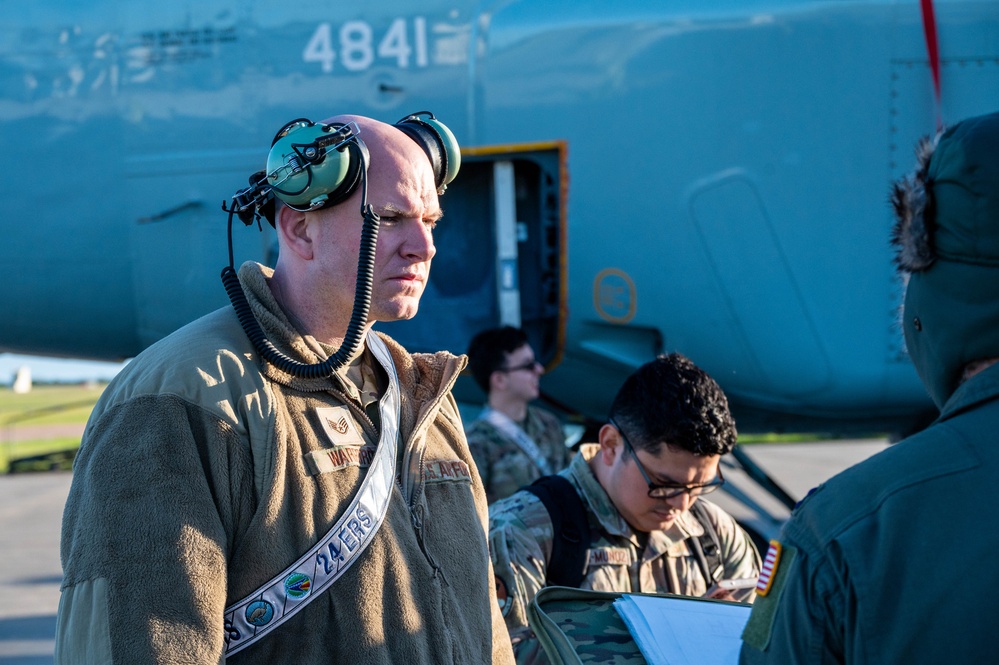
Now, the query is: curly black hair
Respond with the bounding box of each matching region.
[609,353,736,457]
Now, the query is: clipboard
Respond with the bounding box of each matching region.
[527,586,750,665]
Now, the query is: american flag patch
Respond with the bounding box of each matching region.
[756,540,783,596]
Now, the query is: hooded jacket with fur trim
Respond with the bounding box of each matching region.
[892,110,999,407]
[55,261,515,664]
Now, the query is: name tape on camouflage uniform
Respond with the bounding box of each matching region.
[587,547,631,567]
[222,334,401,656]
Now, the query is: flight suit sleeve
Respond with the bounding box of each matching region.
[488,494,554,658]
[739,515,847,664]
[56,394,252,664]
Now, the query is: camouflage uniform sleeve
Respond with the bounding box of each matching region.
[488,492,555,653]
[698,499,762,603]
[465,420,495,501]
[533,407,570,473]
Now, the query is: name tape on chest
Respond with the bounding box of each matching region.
[305,445,377,475]
[423,459,472,484]
[587,547,632,567]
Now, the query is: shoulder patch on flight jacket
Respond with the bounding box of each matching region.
[742,541,797,651]
[756,540,782,596]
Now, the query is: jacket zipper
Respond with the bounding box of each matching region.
[295,362,465,661]
[400,367,462,582]
[294,368,461,585]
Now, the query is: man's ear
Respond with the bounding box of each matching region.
[488,369,507,394]
[276,204,314,260]
[597,423,622,466]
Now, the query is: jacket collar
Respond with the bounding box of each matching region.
[235,261,465,412]
[939,361,999,423]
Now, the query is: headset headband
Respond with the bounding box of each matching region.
[227,111,460,228]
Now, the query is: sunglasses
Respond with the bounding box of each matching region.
[499,359,542,373]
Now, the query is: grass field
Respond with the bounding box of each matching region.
[0,384,105,473]
[0,383,826,473]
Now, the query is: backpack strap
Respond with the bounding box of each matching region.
[687,500,723,585]
[521,475,590,588]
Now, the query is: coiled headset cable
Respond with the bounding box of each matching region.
[220,149,379,379]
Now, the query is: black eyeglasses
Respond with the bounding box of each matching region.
[499,359,542,373]
[610,419,725,500]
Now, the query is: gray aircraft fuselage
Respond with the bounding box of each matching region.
[3,0,998,434]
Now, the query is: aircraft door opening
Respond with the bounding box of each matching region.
[493,161,522,328]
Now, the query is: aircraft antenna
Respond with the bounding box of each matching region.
[920,0,943,132]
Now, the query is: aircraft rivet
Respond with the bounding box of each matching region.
[913,317,922,332]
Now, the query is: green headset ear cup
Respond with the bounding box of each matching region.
[265,121,365,211]
[395,113,461,190]
[420,116,460,187]
[322,139,367,207]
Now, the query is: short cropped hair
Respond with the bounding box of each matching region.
[609,353,736,457]
[467,326,530,392]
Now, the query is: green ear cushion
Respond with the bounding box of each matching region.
[395,113,461,190]
[420,116,461,186]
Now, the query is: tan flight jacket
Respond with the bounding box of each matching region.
[56,262,514,664]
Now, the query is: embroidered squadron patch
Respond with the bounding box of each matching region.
[757,540,783,596]
[284,573,312,599]
[245,600,275,627]
[315,406,364,447]
[495,575,512,615]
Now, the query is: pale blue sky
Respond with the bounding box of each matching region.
[0,353,128,384]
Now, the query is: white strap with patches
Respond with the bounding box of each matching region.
[480,407,553,475]
[222,333,400,656]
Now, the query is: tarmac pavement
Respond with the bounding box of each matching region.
[0,472,70,665]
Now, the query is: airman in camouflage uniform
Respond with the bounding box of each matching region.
[467,405,568,504]
[466,326,570,503]
[490,354,760,664]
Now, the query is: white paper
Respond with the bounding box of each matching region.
[613,595,751,665]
